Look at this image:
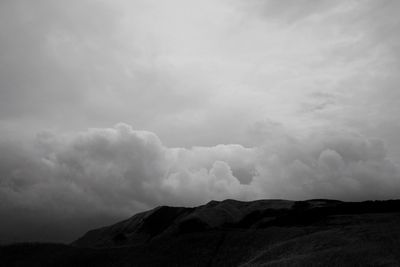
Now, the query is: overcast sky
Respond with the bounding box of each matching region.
[1,0,400,243]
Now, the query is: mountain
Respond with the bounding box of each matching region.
[73,199,295,248]
[2,199,400,266]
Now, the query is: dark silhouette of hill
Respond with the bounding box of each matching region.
[1,199,400,266]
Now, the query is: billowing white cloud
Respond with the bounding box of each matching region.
[1,124,399,242]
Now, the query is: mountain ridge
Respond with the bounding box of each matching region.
[72,198,396,249]
[2,198,400,266]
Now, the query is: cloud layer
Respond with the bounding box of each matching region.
[0,0,400,149]
[1,124,399,242]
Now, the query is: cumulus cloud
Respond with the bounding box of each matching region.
[1,124,399,242]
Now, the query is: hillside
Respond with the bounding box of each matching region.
[2,199,400,266]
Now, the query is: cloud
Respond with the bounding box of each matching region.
[252,131,400,200]
[0,0,399,150]
[237,0,339,24]
[1,123,399,242]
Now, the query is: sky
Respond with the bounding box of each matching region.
[1,0,400,243]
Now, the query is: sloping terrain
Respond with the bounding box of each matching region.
[73,199,295,248]
[1,199,400,266]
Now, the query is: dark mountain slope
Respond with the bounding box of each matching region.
[73,199,295,248]
[2,199,400,266]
